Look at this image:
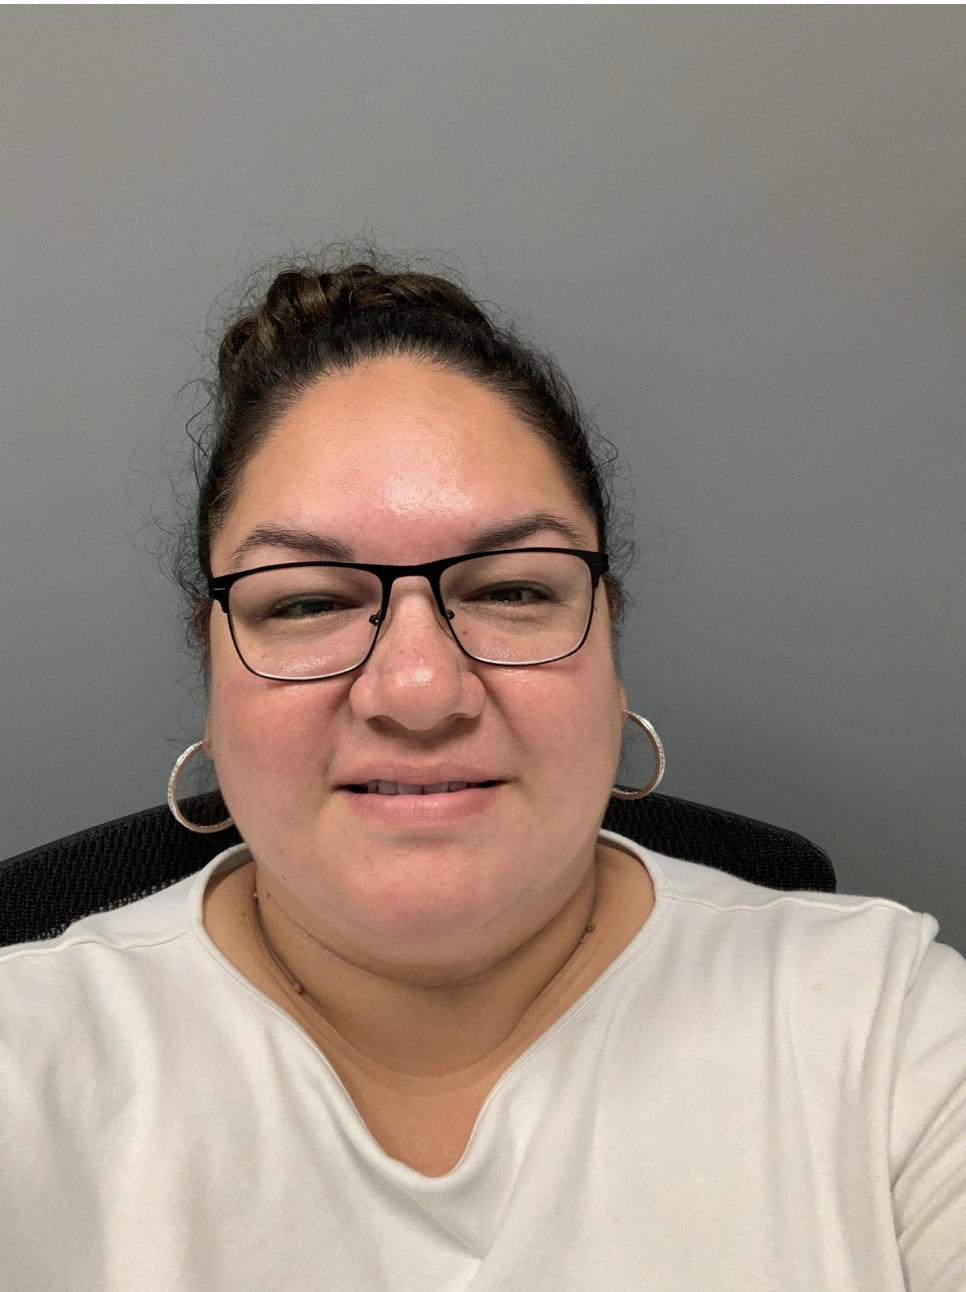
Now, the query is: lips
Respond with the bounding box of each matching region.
[347,779,499,796]
[338,771,503,825]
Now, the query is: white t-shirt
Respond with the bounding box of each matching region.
[2,831,965,1292]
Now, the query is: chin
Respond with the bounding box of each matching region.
[323,835,541,944]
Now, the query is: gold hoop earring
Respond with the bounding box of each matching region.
[167,741,234,833]
[611,711,666,800]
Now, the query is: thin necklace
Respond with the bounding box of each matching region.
[252,882,310,998]
[251,867,600,1012]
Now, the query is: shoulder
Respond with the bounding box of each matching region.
[1,869,194,962]
[0,854,258,1127]
[0,857,223,1034]
[0,877,193,1118]
[0,844,249,970]
[605,835,966,1127]
[601,829,944,1016]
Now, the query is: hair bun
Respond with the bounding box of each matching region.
[218,262,492,381]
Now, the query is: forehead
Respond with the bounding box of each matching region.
[215,356,595,566]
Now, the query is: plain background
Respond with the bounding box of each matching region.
[1,7,964,950]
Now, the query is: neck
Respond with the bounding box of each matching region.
[250,854,600,1078]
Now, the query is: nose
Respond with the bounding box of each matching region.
[348,578,485,731]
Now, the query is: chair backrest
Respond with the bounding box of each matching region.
[0,791,835,947]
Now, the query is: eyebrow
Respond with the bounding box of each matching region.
[227,512,592,570]
[461,513,589,553]
[229,525,355,567]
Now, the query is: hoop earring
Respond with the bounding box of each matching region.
[611,711,666,800]
[167,741,234,833]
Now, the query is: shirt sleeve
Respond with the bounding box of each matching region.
[890,934,966,1292]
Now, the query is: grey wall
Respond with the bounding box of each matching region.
[2,8,964,947]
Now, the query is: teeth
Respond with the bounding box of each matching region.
[364,780,474,795]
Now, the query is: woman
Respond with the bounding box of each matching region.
[2,259,964,1291]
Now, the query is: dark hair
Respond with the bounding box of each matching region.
[174,251,631,660]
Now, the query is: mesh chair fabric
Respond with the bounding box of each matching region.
[0,792,834,948]
[604,793,835,893]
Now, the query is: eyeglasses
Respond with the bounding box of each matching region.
[208,547,609,681]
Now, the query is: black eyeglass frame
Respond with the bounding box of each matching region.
[208,547,609,682]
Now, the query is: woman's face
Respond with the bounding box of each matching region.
[207,356,626,961]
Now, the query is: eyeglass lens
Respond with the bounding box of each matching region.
[226,550,596,680]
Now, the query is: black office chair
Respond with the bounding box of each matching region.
[0,791,834,948]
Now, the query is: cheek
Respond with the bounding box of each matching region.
[206,617,342,820]
[504,636,624,802]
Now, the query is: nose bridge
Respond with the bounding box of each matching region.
[350,565,477,730]
[374,569,453,654]
[355,559,479,720]
[384,563,448,619]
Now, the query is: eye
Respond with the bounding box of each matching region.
[474,583,553,605]
[270,596,346,619]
